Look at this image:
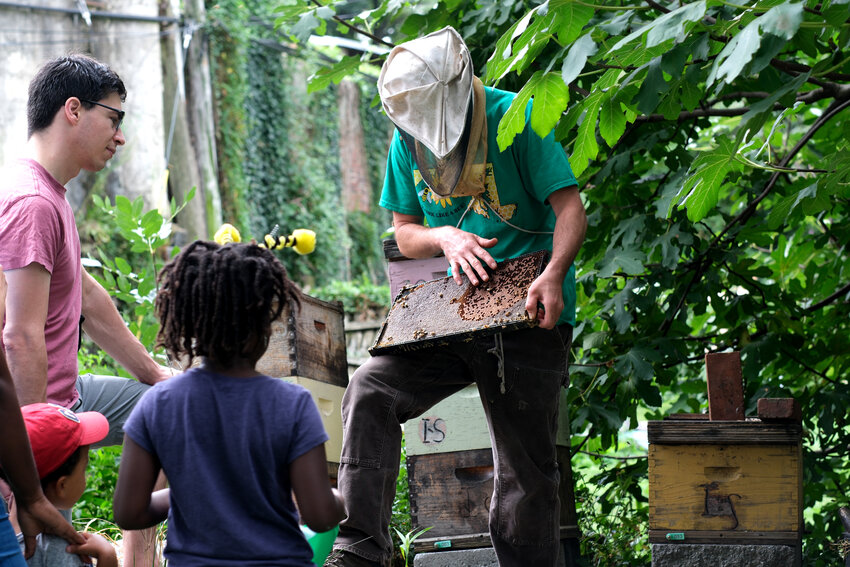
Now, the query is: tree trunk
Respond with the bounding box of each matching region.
[182,0,223,237]
[338,79,372,214]
[160,0,221,241]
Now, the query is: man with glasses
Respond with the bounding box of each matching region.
[0,53,170,566]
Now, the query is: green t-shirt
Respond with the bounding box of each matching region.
[380,86,579,326]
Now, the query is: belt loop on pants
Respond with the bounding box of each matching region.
[487,332,506,394]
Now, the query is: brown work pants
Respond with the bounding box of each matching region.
[333,324,572,567]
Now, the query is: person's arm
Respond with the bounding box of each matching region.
[0,266,85,558]
[0,355,84,558]
[64,531,118,567]
[291,444,346,533]
[393,212,499,286]
[112,435,169,530]
[80,269,170,386]
[525,186,587,329]
[2,263,51,405]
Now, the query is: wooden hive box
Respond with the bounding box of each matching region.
[383,238,448,301]
[648,419,803,545]
[256,294,348,387]
[281,376,344,466]
[405,389,578,551]
[407,446,578,551]
[404,385,571,456]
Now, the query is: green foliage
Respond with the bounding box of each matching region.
[393,526,432,567]
[75,446,123,539]
[391,435,413,564]
[573,443,650,566]
[207,0,252,233]
[84,193,191,358]
[276,1,850,563]
[310,275,390,319]
[347,211,389,284]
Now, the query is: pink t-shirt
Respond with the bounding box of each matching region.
[0,158,82,407]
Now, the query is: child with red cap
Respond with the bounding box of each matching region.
[1,264,84,566]
[9,404,117,567]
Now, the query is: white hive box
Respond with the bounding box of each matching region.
[281,376,344,464]
[403,385,571,456]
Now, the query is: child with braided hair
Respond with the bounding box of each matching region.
[113,241,345,566]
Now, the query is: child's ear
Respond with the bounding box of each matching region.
[53,474,71,497]
[41,475,65,503]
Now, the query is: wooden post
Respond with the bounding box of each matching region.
[705,352,745,421]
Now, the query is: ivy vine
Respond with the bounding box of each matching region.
[206,0,391,287]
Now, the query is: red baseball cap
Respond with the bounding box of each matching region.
[21,403,109,478]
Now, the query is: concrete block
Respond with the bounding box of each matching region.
[413,542,575,567]
[651,543,801,567]
[414,547,499,567]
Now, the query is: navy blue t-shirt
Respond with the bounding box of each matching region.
[124,367,329,566]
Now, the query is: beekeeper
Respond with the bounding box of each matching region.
[325,26,587,567]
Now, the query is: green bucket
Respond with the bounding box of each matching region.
[300,524,339,566]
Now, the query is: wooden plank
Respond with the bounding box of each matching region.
[414,532,492,552]
[413,526,581,552]
[649,443,802,533]
[257,295,348,387]
[382,238,406,261]
[648,530,801,545]
[386,257,450,301]
[383,238,445,262]
[383,238,448,300]
[705,352,745,421]
[647,421,802,445]
[666,413,709,421]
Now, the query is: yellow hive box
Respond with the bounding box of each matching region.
[281,376,344,464]
[648,420,803,545]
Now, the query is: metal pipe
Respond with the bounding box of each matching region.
[0,1,178,24]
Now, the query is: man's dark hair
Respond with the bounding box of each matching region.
[27,53,126,138]
[155,241,301,367]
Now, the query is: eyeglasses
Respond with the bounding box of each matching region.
[79,98,125,132]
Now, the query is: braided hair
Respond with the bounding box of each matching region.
[155,241,301,367]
